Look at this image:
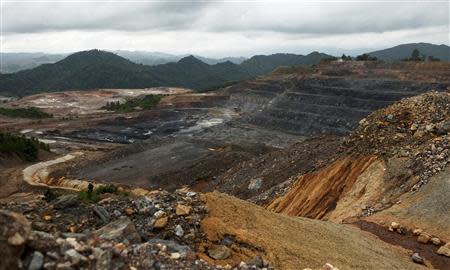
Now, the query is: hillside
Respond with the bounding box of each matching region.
[368,43,450,61]
[241,52,332,75]
[0,50,331,97]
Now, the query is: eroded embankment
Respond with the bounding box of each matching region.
[266,155,380,220]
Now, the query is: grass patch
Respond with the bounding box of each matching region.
[78,184,118,203]
[0,107,53,119]
[102,94,164,113]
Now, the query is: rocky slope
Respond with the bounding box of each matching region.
[264,91,450,268]
[0,188,427,270]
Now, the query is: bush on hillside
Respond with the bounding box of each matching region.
[0,133,50,161]
[0,107,53,119]
[102,94,164,112]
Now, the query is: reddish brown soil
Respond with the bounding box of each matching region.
[267,155,377,219]
[354,220,450,270]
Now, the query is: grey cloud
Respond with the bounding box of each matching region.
[3,1,448,35]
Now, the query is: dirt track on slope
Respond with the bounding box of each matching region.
[354,221,450,270]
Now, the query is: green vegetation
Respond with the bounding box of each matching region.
[0,133,49,161]
[0,50,333,97]
[102,94,164,112]
[403,48,424,61]
[341,54,352,61]
[0,106,52,119]
[355,54,378,61]
[78,183,117,203]
[43,188,60,202]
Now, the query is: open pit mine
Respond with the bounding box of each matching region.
[1,61,450,270]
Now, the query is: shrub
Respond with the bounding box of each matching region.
[78,183,117,203]
[0,133,50,161]
[0,107,53,119]
[102,94,164,112]
[356,54,377,61]
[95,184,117,194]
[43,188,59,202]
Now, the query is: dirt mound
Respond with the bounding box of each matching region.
[201,192,424,270]
[262,91,450,268]
[346,91,450,189]
[268,92,450,219]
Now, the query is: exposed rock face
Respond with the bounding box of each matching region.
[227,76,448,136]
[267,155,378,219]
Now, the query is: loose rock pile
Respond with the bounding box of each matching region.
[0,189,271,270]
[346,91,450,190]
[386,221,450,264]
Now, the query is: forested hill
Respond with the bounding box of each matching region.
[0,50,332,97]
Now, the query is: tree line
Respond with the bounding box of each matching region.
[0,133,50,161]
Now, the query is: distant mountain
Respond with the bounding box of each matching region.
[241,52,333,75]
[0,53,67,73]
[0,51,247,73]
[114,51,181,66]
[368,43,450,62]
[193,56,247,65]
[0,50,331,96]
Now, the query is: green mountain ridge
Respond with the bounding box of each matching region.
[368,42,450,61]
[0,50,332,97]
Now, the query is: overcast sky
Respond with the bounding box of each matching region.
[1,0,449,57]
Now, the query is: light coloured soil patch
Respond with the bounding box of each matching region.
[368,166,450,243]
[201,192,425,270]
[8,87,193,116]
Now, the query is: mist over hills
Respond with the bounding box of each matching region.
[0,50,332,96]
[1,42,447,74]
[0,43,448,97]
[0,51,247,74]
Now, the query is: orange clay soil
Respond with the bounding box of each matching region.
[199,192,426,270]
[266,155,377,219]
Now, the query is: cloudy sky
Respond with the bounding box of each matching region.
[1,0,449,57]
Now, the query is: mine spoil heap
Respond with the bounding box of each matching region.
[0,190,271,270]
[346,91,450,190]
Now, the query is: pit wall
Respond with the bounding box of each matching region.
[266,155,385,221]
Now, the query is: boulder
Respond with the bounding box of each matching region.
[0,210,31,270]
[28,251,44,270]
[431,237,441,246]
[28,230,58,251]
[93,205,110,224]
[94,216,141,244]
[176,204,192,216]
[208,245,231,260]
[437,242,450,257]
[417,232,430,244]
[411,253,424,264]
[53,195,79,209]
[153,217,168,229]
